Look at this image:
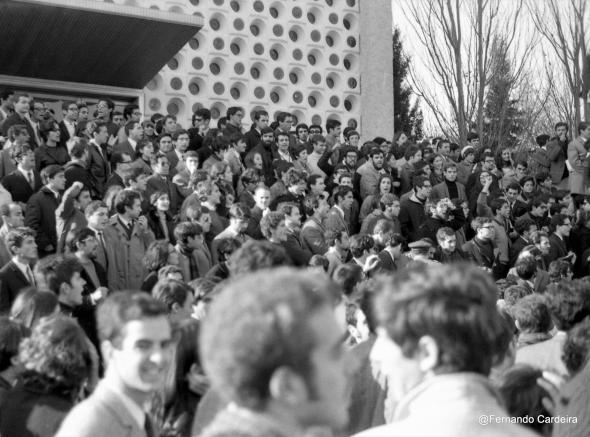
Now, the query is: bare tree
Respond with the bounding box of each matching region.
[401,0,532,146]
[527,0,589,127]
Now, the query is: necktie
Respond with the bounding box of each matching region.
[27,171,34,188]
[144,413,156,437]
[25,265,35,285]
[96,231,108,268]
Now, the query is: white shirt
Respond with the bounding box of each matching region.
[63,119,76,138]
[11,256,33,284]
[128,137,137,152]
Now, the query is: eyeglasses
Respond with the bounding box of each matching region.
[480,225,494,229]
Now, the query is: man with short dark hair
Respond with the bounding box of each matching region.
[324,186,353,237]
[301,193,330,255]
[509,217,537,267]
[1,144,41,204]
[188,108,211,151]
[114,120,143,158]
[462,217,496,272]
[399,175,431,242]
[433,226,468,263]
[200,268,348,437]
[59,101,79,144]
[546,213,574,264]
[223,106,244,137]
[25,165,65,257]
[174,221,212,282]
[355,264,535,437]
[146,153,181,215]
[0,202,24,265]
[57,292,174,437]
[64,141,93,191]
[103,190,155,290]
[88,122,111,197]
[105,151,133,191]
[167,129,190,177]
[356,147,386,199]
[244,109,269,154]
[1,94,38,148]
[0,227,37,313]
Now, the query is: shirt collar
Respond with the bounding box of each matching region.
[107,384,146,429]
[11,256,31,278]
[128,137,137,148]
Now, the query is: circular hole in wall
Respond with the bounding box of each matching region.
[230,82,246,100]
[311,72,322,84]
[167,97,184,118]
[234,62,245,75]
[192,57,204,70]
[292,6,302,18]
[149,98,161,111]
[312,114,322,126]
[170,77,183,90]
[292,48,303,61]
[254,87,265,99]
[233,18,244,30]
[330,96,340,108]
[293,91,303,103]
[146,74,162,91]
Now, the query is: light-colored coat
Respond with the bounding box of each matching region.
[430,180,467,203]
[56,381,146,437]
[103,216,154,291]
[354,373,538,437]
[567,136,589,194]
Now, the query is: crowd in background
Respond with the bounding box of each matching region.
[0,86,589,436]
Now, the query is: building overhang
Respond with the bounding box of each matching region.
[0,0,203,89]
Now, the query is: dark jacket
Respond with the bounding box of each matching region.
[146,174,181,216]
[146,209,176,244]
[0,260,32,314]
[24,186,60,255]
[281,231,312,266]
[462,237,496,270]
[87,142,110,197]
[399,195,426,242]
[1,169,42,204]
[1,113,38,148]
[33,145,69,173]
[64,160,93,192]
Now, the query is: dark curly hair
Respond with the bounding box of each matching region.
[544,279,590,331]
[18,316,91,400]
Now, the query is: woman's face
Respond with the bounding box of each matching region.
[225,193,235,208]
[253,153,263,169]
[379,177,392,194]
[48,124,60,143]
[433,156,444,169]
[223,166,233,183]
[156,194,170,211]
[479,172,489,185]
[501,149,510,161]
[523,181,534,193]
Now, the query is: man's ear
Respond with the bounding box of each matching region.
[268,366,308,405]
[417,335,439,373]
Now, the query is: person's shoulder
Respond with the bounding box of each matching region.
[352,424,398,437]
[56,395,109,437]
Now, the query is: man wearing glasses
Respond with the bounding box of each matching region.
[188,108,211,152]
[462,217,496,274]
[547,214,575,265]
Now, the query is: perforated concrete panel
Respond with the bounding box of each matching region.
[103,0,361,132]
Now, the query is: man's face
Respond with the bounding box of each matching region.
[262,132,274,145]
[483,157,496,172]
[5,204,24,228]
[556,126,568,139]
[277,135,290,153]
[559,219,572,236]
[49,172,66,191]
[515,164,527,178]
[439,235,456,252]
[154,157,170,176]
[275,219,290,242]
[300,306,349,430]
[159,136,173,153]
[175,134,190,152]
[14,96,30,115]
[230,110,244,126]
[297,127,309,142]
[108,316,174,395]
[113,114,125,126]
[88,207,109,230]
[498,202,511,219]
[339,177,353,188]
[286,207,302,228]
[371,153,384,170]
[254,189,270,210]
[371,329,424,404]
[444,167,457,182]
[389,201,401,217]
[341,192,354,209]
[344,152,357,168]
[78,191,92,211]
[15,235,37,260]
[32,102,45,121]
[78,106,89,121]
[186,157,199,174]
[198,213,211,233]
[81,235,99,259]
[19,151,35,170]
[95,126,109,144]
[313,141,326,155]
[580,125,590,140]
[311,178,325,195]
[128,198,142,220]
[97,101,111,120]
[62,271,86,306]
[411,151,422,164]
[506,189,519,203]
[66,104,79,121]
[348,135,360,148]
[330,125,342,138]
[539,236,551,254]
[256,115,269,130]
[141,142,154,160]
[418,181,432,198]
[279,116,293,132]
[479,223,495,240]
[532,203,548,216]
[131,174,148,192]
[439,142,450,156]
[164,117,177,133]
[130,123,144,141]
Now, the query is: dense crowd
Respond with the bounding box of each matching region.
[0,87,589,436]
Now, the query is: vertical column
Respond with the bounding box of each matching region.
[359,0,394,139]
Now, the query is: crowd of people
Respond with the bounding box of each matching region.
[0,86,589,436]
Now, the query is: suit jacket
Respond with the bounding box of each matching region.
[547,233,568,264]
[55,381,147,437]
[281,231,312,266]
[509,236,530,267]
[58,119,75,144]
[87,142,111,197]
[2,169,42,204]
[64,160,93,191]
[0,148,16,180]
[0,260,32,314]
[546,139,567,184]
[567,136,589,194]
[34,144,69,172]
[300,217,328,255]
[113,139,136,159]
[430,180,467,203]
[323,207,349,238]
[24,186,60,255]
